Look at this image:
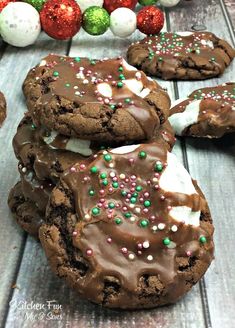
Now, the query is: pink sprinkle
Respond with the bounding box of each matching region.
[107,237,112,243]
[107,214,112,219]
[99,189,105,195]
[97,97,103,102]
[104,204,109,209]
[108,187,113,193]
[112,81,116,86]
[186,251,192,257]
[127,193,131,198]
[120,184,124,188]
[137,250,142,255]
[70,167,76,172]
[108,75,112,79]
[104,98,110,104]
[154,173,160,178]
[100,198,105,203]
[80,164,86,170]
[112,177,118,182]
[144,192,149,198]
[86,249,93,256]
[131,182,136,187]
[72,231,77,236]
[147,180,151,185]
[121,247,128,254]
[116,203,121,208]
[118,102,123,107]
[137,243,142,249]
[125,178,129,183]
[130,188,135,192]
[167,206,172,211]
[131,175,136,181]
[160,196,165,201]
[123,206,128,211]
[98,203,103,208]
[139,198,144,203]
[150,215,156,221]
[104,79,109,82]
[129,158,134,164]
[143,208,149,214]
[154,185,159,190]
[125,199,130,203]
[108,209,113,214]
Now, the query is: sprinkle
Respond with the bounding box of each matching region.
[84,214,90,220]
[92,207,100,216]
[135,207,141,214]
[107,237,112,243]
[112,182,119,188]
[129,253,135,260]
[115,218,122,225]
[158,223,165,230]
[53,71,59,77]
[144,200,151,207]
[147,255,153,261]
[100,172,107,179]
[103,154,112,162]
[136,186,142,192]
[108,202,115,209]
[89,190,95,196]
[140,219,149,228]
[119,174,125,179]
[143,241,150,249]
[199,236,207,244]
[152,225,158,232]
[72,231,77,236]
[121,247,128,254]
[138,151,147,159]
[125,212,132,219]
[102,179,108,186]
[90,166,98,174]
[163,237,171,246]
[155,161,163,172]
[74,57,81,62]
[86,249,93,256]
[117,81,123,88]
[171,225,178,232]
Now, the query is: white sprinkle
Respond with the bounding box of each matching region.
[103,150,108,155]
[110,172,116,178]
[171,225,178,232]
[135,207,141,214]
[143,241,150,249]
[74,86,78,89]
[109,163,114,168]
[130,217,136,222]
[129,204,135,209]
[147,255,153,261]
[83,79,89,84]
[152,225,158,232]
[158,223,165,230]
[119,174,125,179]
[128,254,135,260]
[85,214,90,220]
[75,91,80,96]
[22,167,27,173]
[152,178,158,183]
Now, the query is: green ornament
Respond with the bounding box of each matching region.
[24,0,46,11]
[83,6,110,36]
[138,0,157,6]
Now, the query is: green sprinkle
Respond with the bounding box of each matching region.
[132,192,138,198]
[199,236,207,244]
[211,57,216,62]
[100,173,107,179]
[89,190,95,196]
[90,166,98,174]
[125,98,131,103]
[158,57,163,62]
[163,237,171,246]
[112,182,119,188]
[31,124,36,130]
[102,179,108,186]
[74,57,81,62]
[115,218,122,225]
[119,74,125,80]
[124,212,132,219]
[92,207,100,216]
[154,161,163,172]
[103,154,112,162]
[108,202,115,209]
[144,200,151,208]
[130,197,137,204]
[53,71,59,77]
[110,104,116,110]
[138,151,147,159]
[136,186,143,192]
[65,83,70,87]
[121,190,127,197]
[118,66,123,72]
[117,81,123,88]
[140,219,149,228]
[90,60,96,65]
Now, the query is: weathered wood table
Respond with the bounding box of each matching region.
[0,1,234,327]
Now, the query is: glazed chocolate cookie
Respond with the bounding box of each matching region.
[0,91,6,126]
[14,115,175,182]
[40,142,214,309]
[8,181,44,237]
[23,55,170,142]
[169,82,235,138]
[127,32,235,80]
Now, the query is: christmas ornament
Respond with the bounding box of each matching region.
[23,0,46,12]
[103,0,138,14]
[137,6,164,35]
[40,0,82,40]
[0,2,41,47]
[0,0,15,12]
[159,0,181,7]
[82,6,110,35]
[138,0,157,5]
[75,0,104,12]
[110,8,136,38]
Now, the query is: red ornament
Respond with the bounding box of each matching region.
[40,0,82,40]
[103,0,138,14]
[137,6,164,35]
[0,0,15,12]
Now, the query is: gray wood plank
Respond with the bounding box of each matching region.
[168,0,235,327]
[224,0,235,27]
[0,33,69,326]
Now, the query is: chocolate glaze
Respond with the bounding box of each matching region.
[127,31,235,80]
[23,55,170,141]
[0,91,6,127]
[170,82,235,138]
[41,142,214,309]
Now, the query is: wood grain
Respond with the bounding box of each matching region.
[0,33,69,326]
[224,0,235,26]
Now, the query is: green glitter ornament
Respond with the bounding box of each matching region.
[24,0,46,11]
[138,0,157,5]
[82,6,110,36]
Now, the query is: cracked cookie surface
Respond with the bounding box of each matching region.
[127,32,235,80]
[23,55,170,142]
[39,142,214,309]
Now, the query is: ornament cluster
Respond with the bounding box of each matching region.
[0,0,181,47]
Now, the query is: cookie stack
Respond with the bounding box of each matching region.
[8,54,214,309]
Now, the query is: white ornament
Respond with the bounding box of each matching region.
[110,8,137,38]
[76,0,104,12]
[0,3,41,47]
[159,0,181,7]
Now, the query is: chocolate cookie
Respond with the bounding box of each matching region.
[169,82,235,138]
[13,115,175,182]
[39,142,214,309]
[0,91,6,126]
[8,181,44,238]
[23,55,170,142]
[127,32,235,80]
